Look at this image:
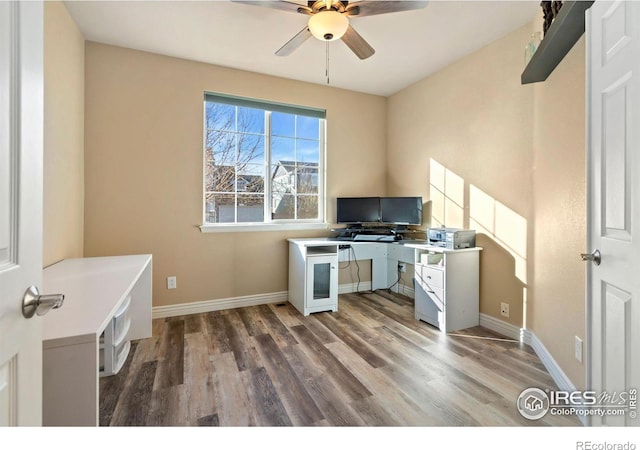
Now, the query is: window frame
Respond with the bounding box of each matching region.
[200,92,327,233]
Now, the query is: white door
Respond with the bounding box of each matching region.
[587,0,640,426]
[0,1,44,426]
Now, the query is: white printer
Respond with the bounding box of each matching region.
[427,228,476,249]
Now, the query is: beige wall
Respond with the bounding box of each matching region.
[82,15,586,386]
[84,42,387,307]
[388,23,586,388]
[388,24,535,329]
[531,37,586,388]
[43,1,85,267]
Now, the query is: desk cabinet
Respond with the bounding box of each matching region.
[288,242,338,316]
[413,247,480,332]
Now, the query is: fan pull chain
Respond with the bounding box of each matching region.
[326,41,330,85]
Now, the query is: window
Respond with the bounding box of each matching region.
[203,93,326,229]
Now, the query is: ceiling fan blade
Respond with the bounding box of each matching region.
[341,25,375,60]
[345,1,428,17]
[231,0,312,15]
[275,26,313,56]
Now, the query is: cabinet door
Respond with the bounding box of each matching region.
[306,255,337,309]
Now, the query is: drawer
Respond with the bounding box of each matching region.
[419,265,444,290]
[99,335,131,377]
[113,295,132,344]
[113,339,131,374]
[423,286,444,311]
[99,295,133,377]
[415,287,445,329]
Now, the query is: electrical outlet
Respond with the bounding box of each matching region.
[167,276,177,290]
[500,302,510,318]
[575,336,583,363]
[398,263,406,273]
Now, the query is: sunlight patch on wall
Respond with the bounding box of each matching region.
[469,184,528,285]
[429,159,464,228]
[429,159,530,329]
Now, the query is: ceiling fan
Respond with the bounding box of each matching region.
[232,1,428,60]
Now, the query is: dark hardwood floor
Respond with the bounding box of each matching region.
[100,290,581,426]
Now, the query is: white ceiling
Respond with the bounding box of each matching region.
[64,0,539,96]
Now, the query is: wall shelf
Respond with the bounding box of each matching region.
[521,1,594,85]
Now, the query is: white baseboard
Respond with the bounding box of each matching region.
[153,282,411,318]
[152,291,288,319]
[479,313,585,425]
[396,284,415,298]
[528,332,577,393]
[479,313,524,342]
[338,281,372,294]
[338,282,414,298]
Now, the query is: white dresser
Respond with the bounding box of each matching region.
[409,246,481,332]
[42,254,152,426]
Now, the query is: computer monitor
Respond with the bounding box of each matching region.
[380,197,422,225]
[336,197,380,224]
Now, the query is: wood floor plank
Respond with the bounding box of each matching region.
[196,414,220,426]
[296,313,338,345]
[99,341,139,426]
[146,385,189,426]
[281,344,367,426]
[326,341,448,426]
[289,324,372,401]
[314,312,388,368]
[210,352,256,426]
[349,395,404,426]
[255,304,298,347]
[339,293,387,328]
[240,367,293,426]
[152,317,166,339]
[329,308,445,384]
[154,319,184,389]
[355,293,450,346]
[378,361,480,425]
[364,291,414,318]
[221,311,262,372]
[426,377,520,426]
[469,348,556,391]
[237,306,270,337]
[109,360,157,426]
[423,343,532,402]
[370,289,414,308]
[341,294,442,347]
[184,332,217,424]
[267,302,304,328]
[204,311,233,355]
[184,313,205,334]
[252,334,324,425]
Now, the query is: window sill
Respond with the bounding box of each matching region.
[199,222,330,233]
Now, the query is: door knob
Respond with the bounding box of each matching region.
[580,249,601,266]
[22,286,65,318]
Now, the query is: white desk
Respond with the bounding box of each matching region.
[288,239,481,331]
[42,254,152,426]
[288,238,418,292]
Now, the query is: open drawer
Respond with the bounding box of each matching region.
[99,295,132,377]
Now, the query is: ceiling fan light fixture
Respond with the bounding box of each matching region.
[308,10,349,41]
